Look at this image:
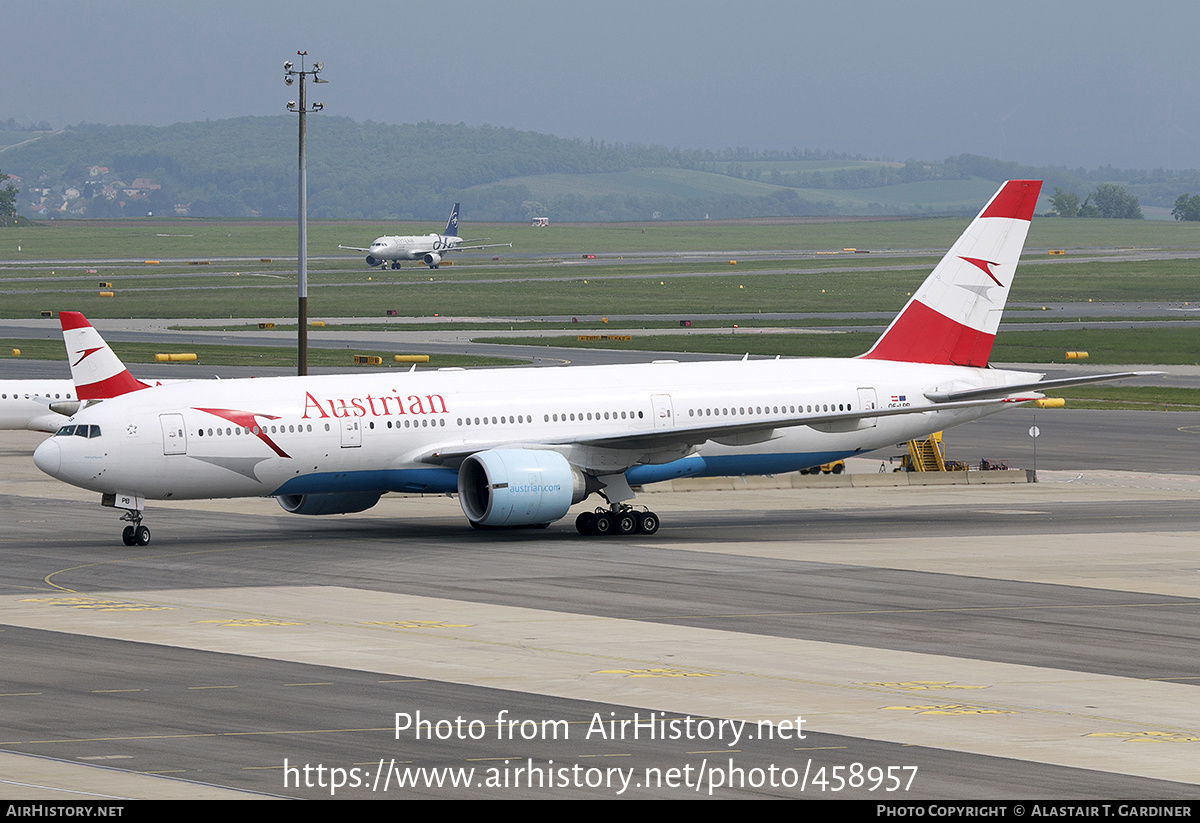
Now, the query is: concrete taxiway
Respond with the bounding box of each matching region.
[1,418,1198,799]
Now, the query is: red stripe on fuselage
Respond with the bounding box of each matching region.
[195,407,289,458]
[861,301,995,367]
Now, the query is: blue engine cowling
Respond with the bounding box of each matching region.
[276,491,382,516]
[457,449,586,527]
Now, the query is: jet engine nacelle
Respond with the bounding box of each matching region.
[276,491,382,516]
[422,252,442,268]
[457,449,588,527]
[365,255,382,267]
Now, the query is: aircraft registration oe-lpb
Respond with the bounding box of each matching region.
[33,180,1153,546]
[337,202,512,269]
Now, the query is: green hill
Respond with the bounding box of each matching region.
[3,118,1200,222]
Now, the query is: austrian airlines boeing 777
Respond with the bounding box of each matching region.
[33,181,1151,545]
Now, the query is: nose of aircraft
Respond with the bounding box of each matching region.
[33,438,61,477]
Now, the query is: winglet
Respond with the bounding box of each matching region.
[862,180,1042,367]
[60,311,150,400]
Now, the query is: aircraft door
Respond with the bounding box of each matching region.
[856,387,878,428]
[340,418,362,448]
[650,394,675,428]
[160,413,187,455]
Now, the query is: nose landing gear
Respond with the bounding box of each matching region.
[119,509,150,546]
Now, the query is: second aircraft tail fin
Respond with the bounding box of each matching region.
[60,312,151,400]
[861,179,1042,367]
[443,202,460,237]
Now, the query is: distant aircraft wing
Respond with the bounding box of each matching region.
[337,244,370,252]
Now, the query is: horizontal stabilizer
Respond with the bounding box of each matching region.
[923,371,1164,403]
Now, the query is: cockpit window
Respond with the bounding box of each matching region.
[61,425,101,438]
[55,425,76,437]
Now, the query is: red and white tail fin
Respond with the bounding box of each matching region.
[60,311,150,400]
[862,179,1042,367]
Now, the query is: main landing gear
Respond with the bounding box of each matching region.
[575,505,660,537]
[119,509,151,546]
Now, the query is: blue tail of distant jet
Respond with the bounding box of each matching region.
[444,203,460,237]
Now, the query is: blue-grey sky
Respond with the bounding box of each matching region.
[5,1,1199,170]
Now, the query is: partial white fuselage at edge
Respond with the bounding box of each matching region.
[0,379,78,432]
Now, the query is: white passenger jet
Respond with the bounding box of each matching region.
[338,203,512,269]
[34,181,1153,546]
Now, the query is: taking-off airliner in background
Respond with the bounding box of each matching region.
[338,203,512,269]
[34,181,1152,546]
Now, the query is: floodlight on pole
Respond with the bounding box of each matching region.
[283,51,326,376]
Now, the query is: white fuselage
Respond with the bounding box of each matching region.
[368,233,463,263]
[33,357,1040,502]
[0,379,78,432]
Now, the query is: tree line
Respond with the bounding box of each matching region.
[1046,185,1143,219]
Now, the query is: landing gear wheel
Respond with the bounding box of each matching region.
[637,511,660,535]
[591,512,614,536]
[134,525,151,546]
[576,512,594,535]
[616,512,638,535]
[122,526,135,546]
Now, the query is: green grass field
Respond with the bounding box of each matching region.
[6,254,1200,320]
[1,339,517,369]
[6,212,1200,261]
[4,214,1200,409]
